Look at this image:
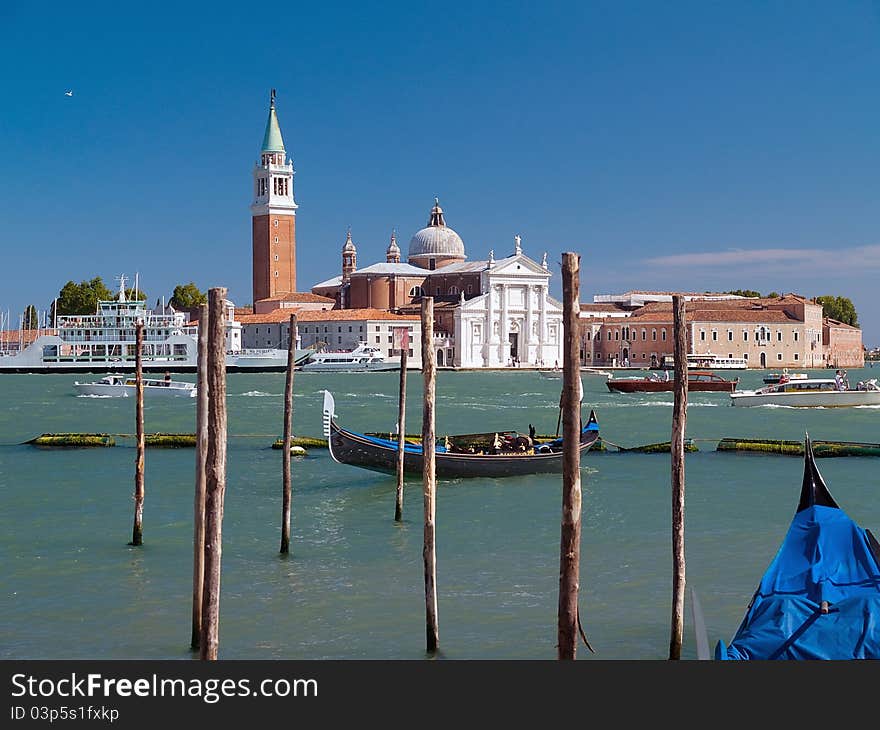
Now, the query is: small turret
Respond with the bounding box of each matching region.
[386,229,401,263]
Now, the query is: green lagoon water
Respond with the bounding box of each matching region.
[2,367,879,660]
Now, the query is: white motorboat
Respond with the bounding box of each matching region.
[300,343,398,372]
[729,377,880,407]
[74,374,197,398]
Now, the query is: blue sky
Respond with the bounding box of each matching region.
[1,1,879,343]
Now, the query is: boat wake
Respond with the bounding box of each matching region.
[239,390,278,397]
[75,394,117,399]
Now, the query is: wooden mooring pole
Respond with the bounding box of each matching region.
[130,321,145,546]
[669,294,688,660]
[557,252,582,660]
[421,297,439,653]
[200,287,228,661]
[280,313,296,554]
[395,330,409,522]
[191,303,208,650]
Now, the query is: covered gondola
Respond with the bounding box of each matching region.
[321,390,600,479]
[713,435,880,659]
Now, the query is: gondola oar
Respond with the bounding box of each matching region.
[690,586,711,659]
[556,375,584,438]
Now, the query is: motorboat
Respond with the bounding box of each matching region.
[729,377,880,407]
[300,343,398,372]
[762,370,808,385]
[73,374,196,398]
[607,370,738,393]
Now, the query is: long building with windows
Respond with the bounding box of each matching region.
[580,293,864,369]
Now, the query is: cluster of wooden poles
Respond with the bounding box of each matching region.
[126,255,694,661]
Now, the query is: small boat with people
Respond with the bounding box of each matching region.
[73,373,196,398]
[762,369,808,385]
[300,343,398,372]
[708,435,880,659]
[606,370,738,393]
[321,390,600,479]
[729,375,880,407]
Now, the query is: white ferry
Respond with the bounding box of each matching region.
[300,343,398,372]
[0,277,307,374]
[685,353,748,370]
[729,377,880,407]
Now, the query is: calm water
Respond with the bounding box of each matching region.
[2,367,879,660]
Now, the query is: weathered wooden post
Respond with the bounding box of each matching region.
[421,298,439,653]
[280,313,297,554]
[669,294,688,660]
[557,252,582,660]
[191,303,208,650]
[200,287,228,661]
[395,327,409,522]
[130,321,145,546]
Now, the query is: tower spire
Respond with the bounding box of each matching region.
[262,89,285,153]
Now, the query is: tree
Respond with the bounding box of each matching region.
[55,277,115,315]
[170,282,207,309]
[724,289,762,298]
[22,304,38,329]
[815,295,859,327]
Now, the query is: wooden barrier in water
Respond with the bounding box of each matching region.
[716,438,880,457]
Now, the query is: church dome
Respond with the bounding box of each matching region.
[342,229,356,253]
[408,198,466,265]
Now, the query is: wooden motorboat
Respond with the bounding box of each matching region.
[606,370,738,393]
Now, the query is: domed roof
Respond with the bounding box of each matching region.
[408,198,466,263]
[386,230,400,256]
[342,229,356,253]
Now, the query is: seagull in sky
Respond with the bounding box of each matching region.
[64,90,73,97]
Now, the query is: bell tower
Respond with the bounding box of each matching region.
[251,89,298,304]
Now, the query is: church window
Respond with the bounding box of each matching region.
[409,286,423,297]
[429,259,436,270]
[274,236,279,243]
[661,329,667,341]
[449,286,458,295]
[642,329,646,341]
[273,219,278,227]
[274,271,279,277]
[274,255,279,261]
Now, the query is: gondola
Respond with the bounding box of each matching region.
[710,435,880,659]
[321,390,600,479]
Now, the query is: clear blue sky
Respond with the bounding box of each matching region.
[2,1,879,343]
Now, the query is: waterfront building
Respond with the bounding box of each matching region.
[311,199,564,368]
[237,308,422,364]
[580,293,864,369]
[251,89,298,305]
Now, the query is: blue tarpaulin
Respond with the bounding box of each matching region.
[716,439,880,660]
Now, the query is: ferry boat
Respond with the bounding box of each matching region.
[685,353,748,370]
[0,277,309,374]
[300,343,398,372]
[729,377,880,407]
[73,374,196,398]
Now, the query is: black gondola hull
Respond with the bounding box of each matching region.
[328,419,600,479]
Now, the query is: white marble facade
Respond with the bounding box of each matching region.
[453,253,564,368]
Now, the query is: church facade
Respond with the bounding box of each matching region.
[312,199,565,368]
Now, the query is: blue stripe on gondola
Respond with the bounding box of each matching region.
[349,431,446,453]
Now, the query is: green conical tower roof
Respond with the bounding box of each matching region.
[261,89,285,153]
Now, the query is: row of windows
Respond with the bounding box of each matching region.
[407,285,474,297]
[697,328,802,343]
[589,351,801,362]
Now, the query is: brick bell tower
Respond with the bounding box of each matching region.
[251,89,298,304]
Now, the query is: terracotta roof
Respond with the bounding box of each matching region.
[0,329,56,346]
[237,308,420,324]
[255,292,335,304]
[580,303,630,312]
[824,318,859,330]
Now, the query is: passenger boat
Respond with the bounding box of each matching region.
[712,436,880,659]
[685,353,748,370]
[300,343,398,372]
[73,374,196,398]
[321,390,600,479]
[0,276,310,373]
[729,377,880,407]
[606,370,738,393]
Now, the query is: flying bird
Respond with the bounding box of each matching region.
[64,90,73,97]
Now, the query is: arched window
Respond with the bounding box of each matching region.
[409,286,423,297]
[449,286,458,295]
